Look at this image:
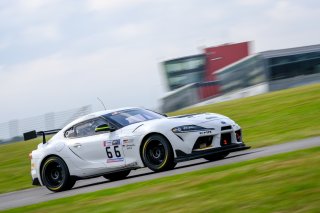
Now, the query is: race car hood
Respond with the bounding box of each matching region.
[120,113,236,134]
[167,113,235,127]
[169,113,229,123]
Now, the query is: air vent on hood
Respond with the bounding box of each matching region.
[221,126,232,131]
[169,113,199,118]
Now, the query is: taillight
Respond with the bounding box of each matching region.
[29,152,32,160]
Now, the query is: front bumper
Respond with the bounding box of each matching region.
[174,143,250,163]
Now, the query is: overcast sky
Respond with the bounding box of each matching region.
[0,0,319,123]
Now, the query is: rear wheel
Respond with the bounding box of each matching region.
[41,156,76,192]
[103,170,131,181]
[141,134,176,172]
[204,152,229,161]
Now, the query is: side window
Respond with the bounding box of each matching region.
[75,121,93,138]
[73,118,108,138]
[65,127,75,138]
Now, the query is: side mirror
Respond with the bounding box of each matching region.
[95,124,115,133]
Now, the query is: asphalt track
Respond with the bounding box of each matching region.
[1,136,320,211]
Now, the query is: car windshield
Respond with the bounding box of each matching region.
[103,109,164,127]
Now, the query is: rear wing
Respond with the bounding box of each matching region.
[23,129,61,144]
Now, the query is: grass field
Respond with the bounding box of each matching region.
[0,139,41,193]
[0,83,319,194]
[4,146,320,213]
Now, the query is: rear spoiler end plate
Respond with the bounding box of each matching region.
[23,129,61,144]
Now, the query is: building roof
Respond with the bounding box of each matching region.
[260,43,320,58]
[163,54,204,64]
[214,54,259,75]
[161,83,197,99]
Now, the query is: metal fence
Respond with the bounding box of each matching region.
[0,105,92,143]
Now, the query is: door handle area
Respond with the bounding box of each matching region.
[73,143,82,148]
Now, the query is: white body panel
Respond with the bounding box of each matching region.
[30,108,244,186]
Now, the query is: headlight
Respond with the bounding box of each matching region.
[172,125,208,133]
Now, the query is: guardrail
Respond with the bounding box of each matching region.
[0,105,92,144]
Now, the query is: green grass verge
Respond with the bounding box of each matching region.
[170,83,320,147]
[0,83,319,194]
[4,147,320,213]
[0,139,41,193]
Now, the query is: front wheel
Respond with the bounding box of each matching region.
[41,156,76,192]
[141,134,176,172]
[204,152,229,161]
[103,170,131,181]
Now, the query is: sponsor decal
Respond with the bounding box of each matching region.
[103,139,120,147]
[107,157,124,163]
[126,144,135,150]
[199,130,212,135]
[123,138,135,149]
[112,139,120,145]
[123,138,134,144]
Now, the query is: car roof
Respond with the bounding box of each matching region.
[63,107,138,129]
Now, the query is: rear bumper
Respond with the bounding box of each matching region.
[174,143,250,163]
[32,177,41,186]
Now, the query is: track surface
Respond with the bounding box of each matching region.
[1,137,319,211]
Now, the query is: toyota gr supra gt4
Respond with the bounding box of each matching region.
[24,107,250,192]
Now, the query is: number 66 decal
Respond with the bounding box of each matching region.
[106,145,121,158]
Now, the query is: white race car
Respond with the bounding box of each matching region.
[24,107,250,192]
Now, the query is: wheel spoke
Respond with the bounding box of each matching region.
[145,140,166,166]
[44,161,64,188]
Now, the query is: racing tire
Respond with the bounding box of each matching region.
[204,152,229,161]
[142,134,176,172]
[41,156,76,192]
[103,170,131,181]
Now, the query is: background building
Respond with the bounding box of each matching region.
[201,41,250,99]
[161,42,320,113]
[161,42,251,112]
[261,44,320,91]
[216,54,267,94]
[218,44,320,93]
[163,54,205,91]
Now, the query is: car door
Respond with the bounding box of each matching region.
[67,118,126,169]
